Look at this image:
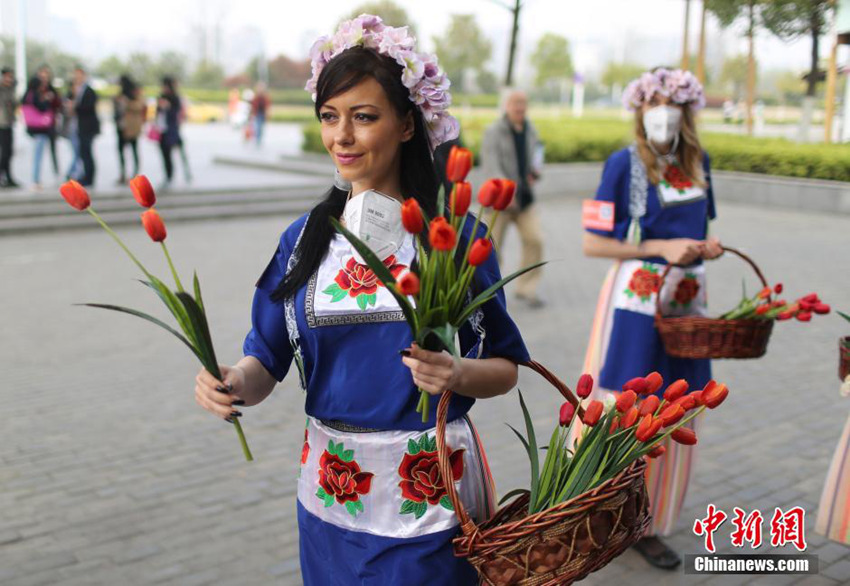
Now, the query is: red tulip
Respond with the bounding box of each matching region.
[639,395,660,417]
[396,272,420,296]
[663,379,689,402]
[609,417,620,434]
[59,180,91,211]
[644,371,663,394]
[800,300,816,311]
[129,175,156,208]
[773,283,783,294]
[493,179,516,211]
[660,404,685,427]
[451,181,472,216]
[428,218,456,251]
[468,238,492,267]
[757,286,771,300]
[446,146,472,183]
[559,402,575,426]
[814,303,831,315]
[671,427,697,445]
[141,209,167,242]
[796,311,812,322]
[620,406,639,429]
[576,373,593,399]
[622,377,650,395]
[401,199,424,234]
[647,445,666,458]
[703,383,728,409]
[689,390,704,406]
[674,394,697,411]
[635,415,662,442]
[582,400,604,426]
[776,310,795,321]
[755,304,770,316]
[802,293,819,304]
[477,179,503,207]
[616,390,637,413]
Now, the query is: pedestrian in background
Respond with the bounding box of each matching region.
[113,75,145,184]
[156,76,183,190]
[36,65,62,180]
[67,66,99,187]
[250,81,270,147]
[21,75,57,191]
[481,88,545,308]
[0,67,19,188]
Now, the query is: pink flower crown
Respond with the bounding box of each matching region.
[305,14,459,149]
[623,68,706,112]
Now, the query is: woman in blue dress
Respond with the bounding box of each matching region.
[193,15,528,585]
[581,68,723,569]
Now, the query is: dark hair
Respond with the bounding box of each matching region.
[119,75,136,99]
[271,46,439,302]
[161,76,176,94]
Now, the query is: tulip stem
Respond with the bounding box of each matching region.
[232,418,254,461]
[160,242,185,293]
[87,208,152,280]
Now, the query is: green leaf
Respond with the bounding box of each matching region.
[322,283,347,303]
[139,278,197,348]
[517,390,540,513]
[497,488,530,505]
[327,439,337,456]
[356,294,368,311]
[439,496,454,511]
[400,500,418,515]
[418,434,430,452]
[77,303,202,362]
[340,449,354,462]
[413,501,427,520]
[193,271,205,314]
[345,501,359,517]
[355,500,364,513]
[176,292,220,378]
[316,487,327,499]
[408,438,420,455]
[329,218,418,331]
[427,435,437,452]
[838,311,850,324]
[534,425,563,513]
[367,293,377,307]
[436,184,445,218]
[324,494,335,508]
[455,262,548,326]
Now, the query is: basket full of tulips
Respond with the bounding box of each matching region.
[433,364,729,586]
[656,246,829,359]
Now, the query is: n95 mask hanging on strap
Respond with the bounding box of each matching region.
[342,189,405,264]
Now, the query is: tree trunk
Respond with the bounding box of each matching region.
[807,10,820,97]
[745,1,756,136]
[505,0,521,86]
[681,0,692,70]
[696,1,707,83]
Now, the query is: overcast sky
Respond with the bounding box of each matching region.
[41,0,840,81]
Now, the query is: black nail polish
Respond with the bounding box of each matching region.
[232,400,245,406]
[400,350,411,357]
[225,417,234,424]
[215,385,230,394]
[230,410,243,418]
[226,383,233,392]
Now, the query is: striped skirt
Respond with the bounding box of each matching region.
[816,413,850,545]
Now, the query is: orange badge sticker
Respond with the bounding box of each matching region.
[582,200,615,231]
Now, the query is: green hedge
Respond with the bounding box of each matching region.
[302,115,850,182]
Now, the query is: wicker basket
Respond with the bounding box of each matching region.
[655,246,774,359]
[436,360,650,586]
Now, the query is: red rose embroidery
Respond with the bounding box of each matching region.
[672,274,700,308]
[317,444,373,510]
[301,429,310,465]
[323,254,408,309]
[398,435,464,519]
[663,164,694,191]
[626,265,661,301]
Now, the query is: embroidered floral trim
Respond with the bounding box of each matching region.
[624,262,662,302]
[671,272,700,309]
[316,440,374,518]
[322,254,407,311]
[661,163,694,193]
[301,427,310,466]
[397,434,464,520]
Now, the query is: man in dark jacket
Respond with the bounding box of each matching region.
[0,67,19,187]
[69,66,99,186]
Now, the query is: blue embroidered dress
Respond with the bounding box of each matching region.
[244,212,529,585]
[585,146,717,395]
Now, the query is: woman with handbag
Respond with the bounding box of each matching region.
[191,15,528,585]
[113,75,145,184]
[582,68,723,569]
[22,75,57,191]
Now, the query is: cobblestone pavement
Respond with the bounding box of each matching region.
[1,195,849,585]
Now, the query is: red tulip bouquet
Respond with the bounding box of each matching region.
[58,177,253,461]
[331,146,545,422]
[720,282,831,323]
[507,372,728,514]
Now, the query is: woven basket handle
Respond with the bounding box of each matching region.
[654,245,769,319]
[435,360,584,538]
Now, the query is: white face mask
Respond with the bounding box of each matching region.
[643,105,682,145]
[342,189,405,263]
